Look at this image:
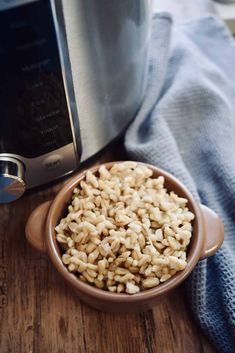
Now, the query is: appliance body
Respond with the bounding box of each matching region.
[0,0,152,203]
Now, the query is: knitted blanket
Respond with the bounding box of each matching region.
[125,13,235,353]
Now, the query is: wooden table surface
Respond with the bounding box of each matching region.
[0,141,218,353]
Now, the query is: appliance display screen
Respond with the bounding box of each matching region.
[0,0,73,158]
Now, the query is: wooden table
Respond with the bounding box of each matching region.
[0,140,218,353]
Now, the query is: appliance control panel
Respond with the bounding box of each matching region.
[0,0,80,202]
[0,0,74,157]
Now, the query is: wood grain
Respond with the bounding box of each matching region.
[0,141,217,353]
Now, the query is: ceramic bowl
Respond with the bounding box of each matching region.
[25,161,224,313]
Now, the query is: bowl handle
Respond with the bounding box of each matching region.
[25,200,52,253]
[199,204,224,260]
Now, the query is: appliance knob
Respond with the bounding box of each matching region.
[0,157,26,204]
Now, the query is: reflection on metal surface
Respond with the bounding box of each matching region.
[60,0,152,161]
[0,0,39,11]
[0,157,25,203]
[50,0,82,164]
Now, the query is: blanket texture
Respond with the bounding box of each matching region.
[125,13,235,353]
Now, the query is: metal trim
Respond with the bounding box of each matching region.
[0,143,78,189]
[0,157,26,203]
[0,0,39,11]
[0,156,25,172]
[50,0,82,164]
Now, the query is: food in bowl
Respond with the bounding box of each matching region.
[55,162,195,294]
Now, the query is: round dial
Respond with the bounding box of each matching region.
[0,157,25,204]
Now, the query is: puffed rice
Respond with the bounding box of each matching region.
[56,162,194,294]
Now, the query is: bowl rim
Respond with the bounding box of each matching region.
[46,161,204,302]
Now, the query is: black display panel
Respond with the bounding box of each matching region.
[0,0,73,158]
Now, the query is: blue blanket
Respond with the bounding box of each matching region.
[125,13,235,353]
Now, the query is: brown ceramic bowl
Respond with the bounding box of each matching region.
[25,161,224,313]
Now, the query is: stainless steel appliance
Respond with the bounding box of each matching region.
[0,0,152,203]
